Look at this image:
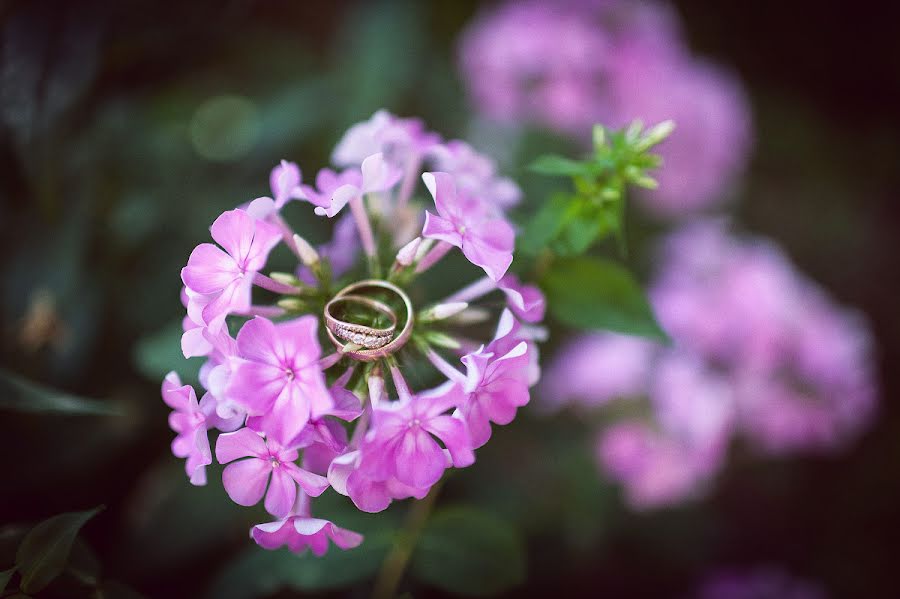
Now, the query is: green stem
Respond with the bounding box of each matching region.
[370,480,443,599]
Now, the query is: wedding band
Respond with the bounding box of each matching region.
[323,279,414,361]
[324,295,397,349]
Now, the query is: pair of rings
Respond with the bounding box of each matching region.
[324,279,413,361]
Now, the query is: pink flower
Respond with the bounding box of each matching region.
[611,54,752,215]
[332,110,440,169]
[251,514,363,556]
[697,567,827,599]
[216,427,329,518]
[457,1,611,132]
[161,372,213,486]
[498,273,546,323]
[328,449,430,513]
[540,333,655,409]
[298,166,362,210]
[458,327,532,449]
[427,140,521,212]
[245,160,305,219]
[227,316,332,445]
[421,172,514,281]
[597,421,723,510]
[311,153,401,218]
[180,209,281,332]
[357,385,474,490]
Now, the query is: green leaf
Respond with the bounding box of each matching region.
[519,193,573,256]
[0,370,122,416]
[15,506,103,594]
[133,320,201,384]
[528,154,592,177]
[541,256,668,341]
[551,211,600,256]
[410,506,526,597]
[1,567,15,592]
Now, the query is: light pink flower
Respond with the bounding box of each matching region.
[245,160,305,219]
[357,385,474,490]
[227,316,332,445]
[427,140,521,212]
[311,153,401,218]
[161,372,213,486]
[251,514,363,556]
[498,273,546,323]
[328,449,431,513]
[180,209,281,332]
[332,109,440,170]
[216,427,329,518]
[421,172,514,281]
[540,333,655,409]
[597,421,723,510]
[457,320,532,448]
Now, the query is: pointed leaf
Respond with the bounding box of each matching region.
[540,256,668,341]
[0,370,121,416]
[15,506,103,593]
[528,154,592,177]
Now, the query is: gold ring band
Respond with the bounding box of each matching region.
[323,279,414,361]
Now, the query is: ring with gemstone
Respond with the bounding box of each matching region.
[323,279,414,361]
[324,295,397,349]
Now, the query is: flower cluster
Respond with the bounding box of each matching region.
[457,0,752,216]
[162,111,544,555]
[696,566,828,599]
[542,219,877,509]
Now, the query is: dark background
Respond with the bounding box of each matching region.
[1,1,898,597]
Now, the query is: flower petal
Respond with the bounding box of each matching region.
[222,458,270,507]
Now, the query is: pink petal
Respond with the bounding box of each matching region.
[243,218,282,272]
[276,316,321,370]
[222,458,270,507]
[462,221,514,281]
[253,383,312,446]
[216,427,268,463]
[422,171,455,217]
[227,360,286,415]
[235,316,281,365]
[284,462,329,497]
[314,184,358,218]
[181,244,238,294]
[210,210,255,263]
[425,415,474,467]
[422,212,461,246]
[395,428,446,489]
[325,521,364,550]
[264,468,298,518]
[181,327,213,358]
[251,519,294,550]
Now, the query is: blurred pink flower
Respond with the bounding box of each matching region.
[696,566,828,599]
[546,219,877,508]
[457,0,753,216]
[541,333,655,409]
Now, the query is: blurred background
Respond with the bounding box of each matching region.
[1,0,898,597]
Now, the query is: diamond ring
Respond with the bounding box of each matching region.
[323,279,414,361]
